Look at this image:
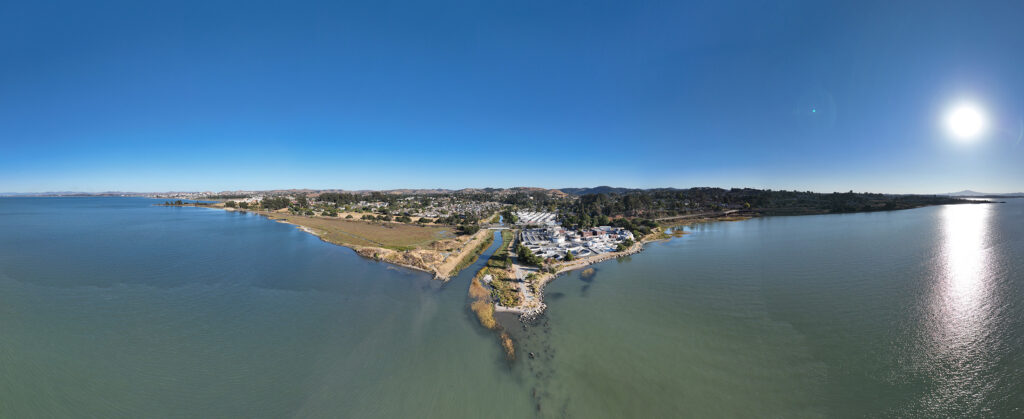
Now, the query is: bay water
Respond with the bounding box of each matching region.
[1,197,1021,417]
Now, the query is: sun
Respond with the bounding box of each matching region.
[945,103,988,141]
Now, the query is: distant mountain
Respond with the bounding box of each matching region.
[559,186,643,195]
[948,190,987,196]
[946,190,1024,197]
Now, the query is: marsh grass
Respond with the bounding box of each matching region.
[451,232,495,275]
[468,264,517,360]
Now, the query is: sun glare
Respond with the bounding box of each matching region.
[945,103,988,141]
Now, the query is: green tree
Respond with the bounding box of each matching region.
[516,244,543,266]
[457,224,480,235]
[500,208,518,224]
[262,197,291,210]
[225,201,237,208]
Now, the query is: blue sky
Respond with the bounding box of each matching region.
[2,0,1023,193]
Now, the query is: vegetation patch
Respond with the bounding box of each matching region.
[451,231,495,275]
[486,230,514,269]
[499,331,515,360]
[475,266,520,308]
[468,266,515,360]
[515,243,544,266]
[490,277,521,307]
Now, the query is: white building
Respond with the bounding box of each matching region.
[518,225,633,260]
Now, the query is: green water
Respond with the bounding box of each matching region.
[1,198,1022,417]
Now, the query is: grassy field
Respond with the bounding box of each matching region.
[264,212,451,250]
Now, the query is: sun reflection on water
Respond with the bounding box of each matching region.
[921,203,997,411]
[941,204,990,314]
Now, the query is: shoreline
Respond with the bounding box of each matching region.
[173,203,487,280]
[496,217,742,320]
[158,200,992,294]
[494,229,659,319]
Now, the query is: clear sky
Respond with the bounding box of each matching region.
[2,0,1023,193]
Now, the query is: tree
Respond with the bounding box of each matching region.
[225,201,237,208]
[318,192,357,206]
[296,194,309,207]
[501,208,518,224]
[238,201,249,209]
[516,244,543,266]
[261,197,291,210]
[457,224,480,235]
[563,250,575,261]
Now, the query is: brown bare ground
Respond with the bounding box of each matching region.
[225,208,480,277]
[264,213,449,249]
[219,207,498,280]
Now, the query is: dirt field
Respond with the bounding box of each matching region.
[220,207,487,278]
[263,212,451,250]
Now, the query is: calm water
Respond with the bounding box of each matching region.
[2,198,1022,417]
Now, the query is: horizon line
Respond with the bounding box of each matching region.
[2,186,1021,196]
